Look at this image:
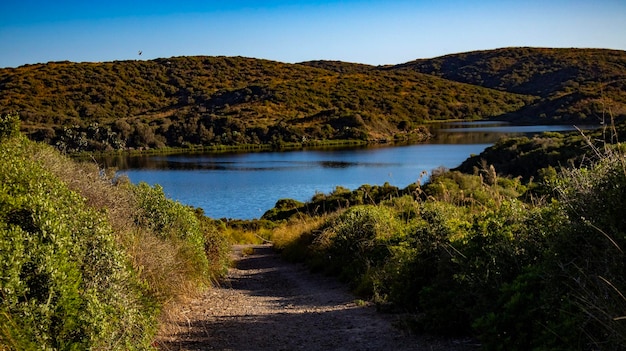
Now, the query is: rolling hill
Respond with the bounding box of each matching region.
[1,47,624,152]
[395,47,626,124]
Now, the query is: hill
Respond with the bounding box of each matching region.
[1,55,531,152]
[396,47,626,123]
[1,47,625,152]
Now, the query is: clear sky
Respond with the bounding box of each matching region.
[1,0,625,68]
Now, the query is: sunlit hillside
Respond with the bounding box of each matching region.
[3,48,624,153]
[398,47,626,123]
[0,52,537,152]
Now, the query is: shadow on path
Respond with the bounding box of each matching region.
[157,245,478,351]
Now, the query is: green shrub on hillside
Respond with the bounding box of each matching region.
[548,150,626,349]
[456,123,626,181]
[262,183,405,220]
[275,149,626,348]
[0,135,155,350]
[374,200,470,326]
[132,182,210,287]
[196,212,231,281]
[472,150,626,350]
[0,115,231,349]
[307,205,402,295]
[0,114,20,140]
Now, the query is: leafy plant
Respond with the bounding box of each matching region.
[0,135,155,350]
[0,120,232,349]
[307,206,401,294]
[0,114,20,140]
[132,182,210,285]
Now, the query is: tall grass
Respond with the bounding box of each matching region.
[550,142,626,349]
[271,215,331,262]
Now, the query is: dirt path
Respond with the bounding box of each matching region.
[156,245,478,351]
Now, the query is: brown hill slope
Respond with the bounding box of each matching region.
[0,56,532,151]
[4,48,625,152]
[395,47,626,123]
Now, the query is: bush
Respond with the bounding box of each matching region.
[308,205,402,295]
[197,215,231,282]
[132,182,210,285]
[0,120,236,349]
[0,114,20,141]
[475,148,626,350]
[384,201,473,334]
[0,136,155,350]
[550,149,626,349]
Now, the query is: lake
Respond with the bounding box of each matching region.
[101,122,586,219]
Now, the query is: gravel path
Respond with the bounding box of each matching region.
[156,244,478,351]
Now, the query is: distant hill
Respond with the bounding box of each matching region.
[1,47,624,152]
[395,47,626,124]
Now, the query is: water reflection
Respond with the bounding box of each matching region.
[428,121,587,144]
[99,122,596,219]
[439,125,582,133]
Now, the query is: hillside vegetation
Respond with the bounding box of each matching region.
[8,48,623,152]
[2,48,624,153]
[399,47,626,123]
[0,56,532,153]
[267,122,626,350]
[0,115,230,350]
[455,124,626,181]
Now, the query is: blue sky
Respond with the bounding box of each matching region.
[1,0,625,68]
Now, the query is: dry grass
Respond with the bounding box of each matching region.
[222,226,273,245]
[271,215,329,251]
[29,147,138,234]
[124,230,205,302]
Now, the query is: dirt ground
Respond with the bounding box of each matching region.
[156,244,479,351]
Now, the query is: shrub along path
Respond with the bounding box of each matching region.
[156,244,477,351]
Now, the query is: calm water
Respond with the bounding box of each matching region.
[102,122,585,219]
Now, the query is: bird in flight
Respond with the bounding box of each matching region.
[138,50,143,56]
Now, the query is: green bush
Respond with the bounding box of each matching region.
[384,201,473,334]
[0,120,234,349]
[0,136,155,350]
[0,114,20,141]
[197,212,231,282]
[549,150,626,349]
[308,205,402,294]
[474,149,626,350]
[132,182,209,282]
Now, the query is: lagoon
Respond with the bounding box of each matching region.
[101,122,585,219]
